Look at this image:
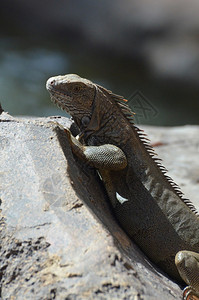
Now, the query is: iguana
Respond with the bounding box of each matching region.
[46,74,199,300]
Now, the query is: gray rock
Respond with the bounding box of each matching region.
[0,112,192,299]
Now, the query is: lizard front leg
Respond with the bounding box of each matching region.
[175,251,199,300]
[65,129,127,171]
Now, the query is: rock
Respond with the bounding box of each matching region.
[1,112,195,299]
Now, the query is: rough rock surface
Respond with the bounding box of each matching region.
[1,112,199,299]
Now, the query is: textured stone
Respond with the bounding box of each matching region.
[1,112,195,299]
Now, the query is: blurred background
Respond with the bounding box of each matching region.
[0,0,199,125]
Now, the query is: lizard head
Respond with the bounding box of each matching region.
[46,74,96,125]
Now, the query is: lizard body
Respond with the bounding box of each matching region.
[46,74,199,299]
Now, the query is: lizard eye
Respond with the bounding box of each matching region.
[73,86,82,93]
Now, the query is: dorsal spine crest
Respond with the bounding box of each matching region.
[104,88,199,217]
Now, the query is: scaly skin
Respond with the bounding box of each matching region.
[46,74,199,299]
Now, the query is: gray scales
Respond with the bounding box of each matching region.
[46,74,199,300]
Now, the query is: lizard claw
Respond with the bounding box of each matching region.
[64,128,71,137]
[64,128,73,144]
[183,286,199,300]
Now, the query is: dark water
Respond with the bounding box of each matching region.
[0,37,199,126]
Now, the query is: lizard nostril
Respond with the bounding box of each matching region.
[46,78,56,90]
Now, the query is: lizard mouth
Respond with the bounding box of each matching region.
[50,90,72,112]
[46,79,72,112]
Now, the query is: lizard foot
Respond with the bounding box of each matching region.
[183,286,199,300]
[175,251,199,300]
